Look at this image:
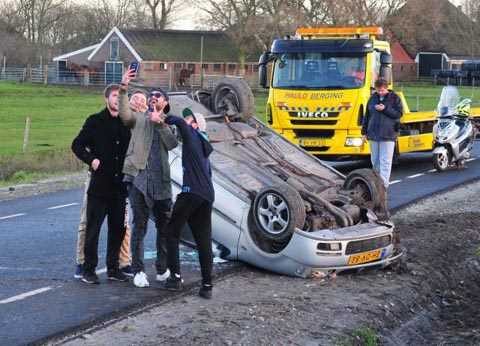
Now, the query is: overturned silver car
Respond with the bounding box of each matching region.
[163,78,402,278]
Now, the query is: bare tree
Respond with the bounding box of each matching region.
[145,0,179,29]
[199,0,261,72]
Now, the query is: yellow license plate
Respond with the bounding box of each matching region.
[408,136,425,148]
[298,138,327,147]
[348,249,382,266]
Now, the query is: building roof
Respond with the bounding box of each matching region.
[121,29,251,62]
[53,44,99,61]
[386,0,480,57]
[391,41,414,64]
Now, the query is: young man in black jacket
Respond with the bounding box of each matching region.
[361,78,403,189]
[72,84,131,284]
[163,108,215,299]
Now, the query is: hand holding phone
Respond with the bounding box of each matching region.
[129,62,139,77]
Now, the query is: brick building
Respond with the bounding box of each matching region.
[52,27,259,89]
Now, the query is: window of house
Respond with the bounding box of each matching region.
[159,63,167,70]
[110,38,119,60]
[228,64,236,72]
[188,63,195,72]
[252,64,259,72]
[143,62,153,71]
[213,64,222,72]
[202,63,209,71]
[175,63,183,68]
[400,65,404,71]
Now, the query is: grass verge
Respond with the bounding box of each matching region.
[337,327,379,346]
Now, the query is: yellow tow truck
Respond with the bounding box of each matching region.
[258,27,480,159]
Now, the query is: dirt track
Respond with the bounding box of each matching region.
[55,181,480,346]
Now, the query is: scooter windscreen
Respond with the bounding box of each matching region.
[437,86,460,117]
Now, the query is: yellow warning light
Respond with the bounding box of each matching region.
[296,27,383,37]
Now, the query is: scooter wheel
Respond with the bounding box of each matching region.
[433,152,449,171]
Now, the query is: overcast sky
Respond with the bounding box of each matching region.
[80,0,465,31]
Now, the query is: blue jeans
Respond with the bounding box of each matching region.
[369,140,395,188]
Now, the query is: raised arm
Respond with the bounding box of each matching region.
[118,68,138,128]
[165,115,192,146]
[118,89,136,128]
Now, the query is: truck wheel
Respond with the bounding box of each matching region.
[433,151,449,171]
[343,169,386,212]
[212,77,255,121]
[252,184,306,242]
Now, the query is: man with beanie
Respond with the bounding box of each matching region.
[163,107,215,299]
[119,69,178,288]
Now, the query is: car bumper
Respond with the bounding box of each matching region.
[239,221,402,278]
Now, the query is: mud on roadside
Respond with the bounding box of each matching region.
[55,182,480,346]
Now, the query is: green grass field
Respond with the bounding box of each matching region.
[1,81,480,158]
[0,82,103,156]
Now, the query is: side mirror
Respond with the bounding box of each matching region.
[379,53,393,83]
[380,52,392,65]
[258,52,270,89]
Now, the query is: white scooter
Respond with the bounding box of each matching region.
[432,86,477,171]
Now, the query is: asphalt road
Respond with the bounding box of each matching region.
[0,142,479,345]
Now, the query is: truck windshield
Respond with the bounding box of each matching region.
[272,52,366,89]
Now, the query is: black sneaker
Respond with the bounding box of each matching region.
[107,270,129,282]
[81,272,100,284]
[74,264,84,279]
[120,265,134,278]
[199,284,212,299]
[163,274,182,291]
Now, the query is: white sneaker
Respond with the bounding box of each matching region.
[156,268,170,282]
[133,271,149,288]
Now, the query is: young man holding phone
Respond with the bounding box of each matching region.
[362,78,403,188]
[119,68,178,288]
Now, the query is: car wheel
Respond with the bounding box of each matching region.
[252,184,306,242]
[212,77,255,121]
[343,169,386,212]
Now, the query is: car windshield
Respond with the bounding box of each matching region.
[272,52,366,90]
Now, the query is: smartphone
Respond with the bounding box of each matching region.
[129,61,139,76]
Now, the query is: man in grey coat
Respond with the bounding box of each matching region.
[119,69,178,287]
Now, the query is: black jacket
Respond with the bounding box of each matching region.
[72,107,131,198]
[165,115,215,203]
[362,91,403,141]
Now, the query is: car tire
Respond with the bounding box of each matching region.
[343,168,386,212]
[252,184,306,242]
[212,77,255,121]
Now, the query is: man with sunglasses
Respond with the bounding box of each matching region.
[119,69,178,288]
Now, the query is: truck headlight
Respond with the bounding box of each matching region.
[345,137,364,147]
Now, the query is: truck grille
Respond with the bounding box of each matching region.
[300,146,329,152]
[345,235,391,255]
[291,120,338,125]
[293,129,334,138]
